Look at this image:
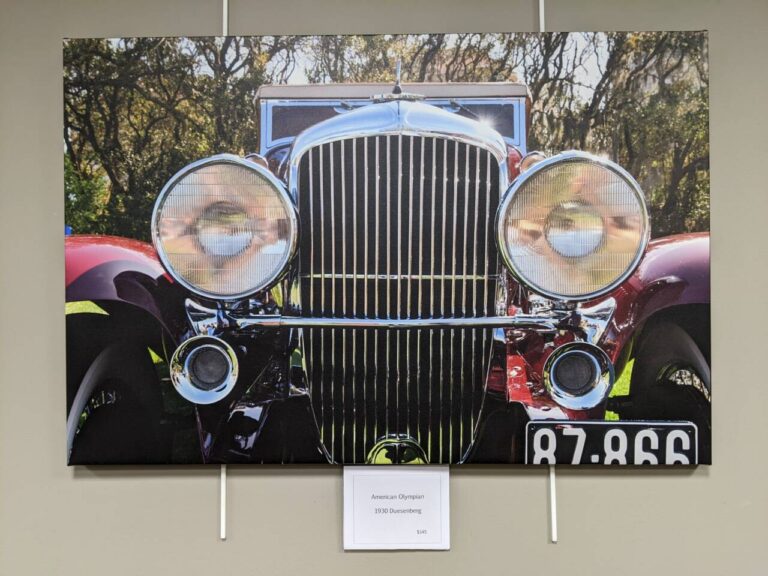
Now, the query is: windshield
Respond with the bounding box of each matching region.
[262,97,525,153]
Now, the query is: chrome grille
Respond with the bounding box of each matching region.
[296,135,502,463]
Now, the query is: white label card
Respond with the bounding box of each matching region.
[343,466,450,550]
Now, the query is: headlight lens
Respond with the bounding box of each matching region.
[152,154,297,299]
[496,152,649,301]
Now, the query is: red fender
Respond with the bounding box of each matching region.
[65,235,182,339]
[597,232,710,365]
[504,232,710,419]
[66,235,166,288]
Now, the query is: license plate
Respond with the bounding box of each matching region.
[524,421,698,465]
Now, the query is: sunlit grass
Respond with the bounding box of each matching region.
[65,300,108,315]
[148,348,164,364]
[611,358,633,398]
[604,358,634,421]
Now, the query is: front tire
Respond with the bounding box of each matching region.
[67,340,169,464]
[629,321,711,463]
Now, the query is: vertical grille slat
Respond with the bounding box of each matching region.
[297,134,501,464]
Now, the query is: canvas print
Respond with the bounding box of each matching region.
[64,33,710,465]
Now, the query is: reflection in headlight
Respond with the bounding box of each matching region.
[544,202,604,258]
[196,202,254,257]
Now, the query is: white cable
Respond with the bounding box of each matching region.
[549,464,558,543]
[220,463,227,540]
[537,0,558,544]
[219,0,229,540]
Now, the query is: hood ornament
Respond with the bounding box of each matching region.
[393,60,402,94]
[371,59,424,102]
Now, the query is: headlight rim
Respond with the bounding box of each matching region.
[495,150,650,302]
[151,153,298,301]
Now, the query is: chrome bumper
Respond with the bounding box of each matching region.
[225,314,559,330]
[185,297,616,344]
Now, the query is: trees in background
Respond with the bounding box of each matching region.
[64,32,709,240]
[64,37,298,239]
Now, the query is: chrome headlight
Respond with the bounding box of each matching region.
[152,154,297,299]
[496,152,649,301]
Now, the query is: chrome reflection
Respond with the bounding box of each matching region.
[519,150,547,173]
[170,335,239,405]
[545,201,604,258]
[288,99,510,202]
[196,201,254,257]
[543,341,614,410]
[183,294,615,341]
[366,434,429,464]
[576,297,616,344]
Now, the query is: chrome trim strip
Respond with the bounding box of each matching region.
[340,139,347,461]
[341,139,347,313]
[362,138,369,454]
[472,146,481,316]
[351,140,358,458]
[462,143,470,316]
[407,136,414,317]
[385,136,392,440]
[483,149,492,312]
[430,138,437,316]
[319,145,326,311]
[397,134,403,319]
[309,149,315,312]
[352,138,358,315]
[418,139,425,318]
[450,142,459,314]
[386,136,392,319]
[329,141,337,459]
[364,137,370,317]
[375,136,380,314]
[330,144,336,312]
[440,140,448,316]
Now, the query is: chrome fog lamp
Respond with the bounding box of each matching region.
[152,154,297,300]
[496,151,649,301]
[543,342,614,410]
[170,335,239,405]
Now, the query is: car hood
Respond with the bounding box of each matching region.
[288,99,510,170]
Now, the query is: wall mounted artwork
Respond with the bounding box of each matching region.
[64,32,710,465]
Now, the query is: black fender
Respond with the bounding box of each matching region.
[65,235,189,410]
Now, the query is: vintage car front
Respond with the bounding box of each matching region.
[67,82,709,466]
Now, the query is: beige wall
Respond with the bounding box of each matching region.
[1,0,766,574]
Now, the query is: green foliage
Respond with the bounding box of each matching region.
[64,33,709,240]
[64,37,287,239]
[64,155,110,234]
